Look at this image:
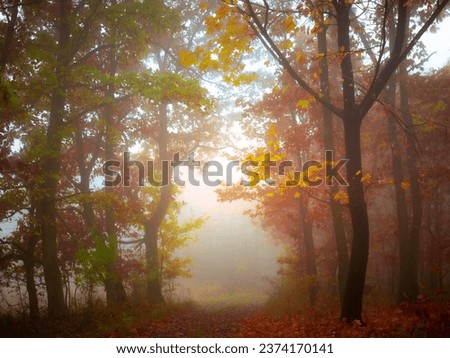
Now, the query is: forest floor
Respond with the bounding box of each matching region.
[1,297,449,338]
[114,303,261,338]
[95,297,450,338]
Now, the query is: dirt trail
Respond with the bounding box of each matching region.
[133,304,259,338]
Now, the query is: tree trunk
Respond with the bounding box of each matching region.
[317,10,349,304]
[397,63,421,302]
[24,230,39,322]
[75,115,127,305]
[340,119,369,322]
[103,83,127,304]
[144,221,165,304]
[79,171,127,305]
[300,195,317,306]
[39,0,71,319]
[98,30,129,304]
[427,189,442,293]
[334,3,370,322]
[383,11,417,303]
[144,102,172,304]
[3,5,40,320]
[385,77,412,304]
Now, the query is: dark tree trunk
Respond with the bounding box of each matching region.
[385,77,411,304]
[384,12,417,303]
[144,222,165,304]
[103,70,127,305]
[334,3,369,322]
[103,151,128,305]
[40,99,67,319]
[340,119,369,322]
[317,10,349,304]
[2,5,39,320]
[397,63,421,302]
[24,231,39,322]
[384,10,420,302]
[95,28,129,304]
[39,0,71,319]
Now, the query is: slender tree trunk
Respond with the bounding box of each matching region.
[385,77,411,303]
[81,174,127,304]
[300,195,317,306]
[428,189,443,292]
[103,53,127,304]
[384,11,417,303]
[96,15,129,303]
[24,230,39,322]
[382,7,420,303]
[144,221,165,304]
[144,102,172,304]
[1,3,39,320]
[317,11,349,304]
[40,100,67,319]
[39,0,71,319]
[397,62,421,302]
[75,116,127,304]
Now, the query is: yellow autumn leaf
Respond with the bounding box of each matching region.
[279,39,293,50]
[333,191,349,205]
[234,72,258,85]
[432,100,447,113]
[316,52,325,61]
[266,192,274,197]
[272,153,283,161]
[284,15,296,33]
[401,181,410,191]
[296,99,310,109]
[295,51,306,64]
[179,49,197,67]
[361,173,372,184]
[311,22,320,35]
[199,54,219,71]
[205,15,222,34]
[382,178,395,185]
[267,124,277,138]
[293,192,301,199]
[199,1,208,11]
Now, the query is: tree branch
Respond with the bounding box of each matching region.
[356,0,449,121]
[241,0,344,118]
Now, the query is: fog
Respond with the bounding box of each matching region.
[177,178,282,305]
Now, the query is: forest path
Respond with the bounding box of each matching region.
[131,303,260,338]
